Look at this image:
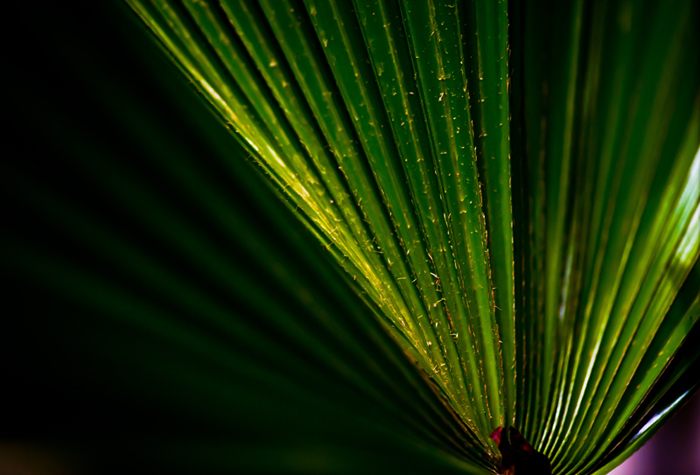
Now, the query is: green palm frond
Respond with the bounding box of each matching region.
[3,0,698,474]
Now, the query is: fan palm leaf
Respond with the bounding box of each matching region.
[3,0,698,474]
